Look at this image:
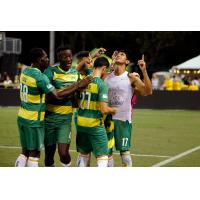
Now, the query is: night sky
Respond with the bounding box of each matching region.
[2,31,200,77]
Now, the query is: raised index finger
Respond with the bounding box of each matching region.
[142,54,144,61]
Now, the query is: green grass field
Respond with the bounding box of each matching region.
[0,107,200,167]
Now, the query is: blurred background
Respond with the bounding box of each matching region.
[0,31,200,109]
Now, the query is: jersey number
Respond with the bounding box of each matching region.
[122,137,128,147]
[80,92,91,109]
[20,83,28,102]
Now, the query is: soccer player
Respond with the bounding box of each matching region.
[15,48,92,167]
[105,51,152,167]
[76,57,118,167]
[75,49,114,167]
[43,46,88,167]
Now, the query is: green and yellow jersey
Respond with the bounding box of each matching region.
[43,66,81,124]
[77,76,108,130]
[17,67,55,127]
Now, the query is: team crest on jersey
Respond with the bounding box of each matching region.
[47,84,53,89]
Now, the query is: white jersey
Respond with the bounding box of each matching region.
[105,71,134,122]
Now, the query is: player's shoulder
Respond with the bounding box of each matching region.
[105,72,114,81]
[24,67,42,78]
[44,66,58,73]
[94,77,107,88]
[68,67,79,74]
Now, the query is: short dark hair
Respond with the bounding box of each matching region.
[93,57,109,69]
[29,48,45,63]
[56,45,72,55]
[118,49,130,60]
[76,51,90,60]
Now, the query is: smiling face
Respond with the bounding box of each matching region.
[58,49,73,69]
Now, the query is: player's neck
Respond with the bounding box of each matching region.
[31,64,41,71]
[92,68,102,77]
[59,64,70,72]
[114,64,126,76]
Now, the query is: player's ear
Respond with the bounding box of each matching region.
[126,60,130,65]
[37,57,42,64]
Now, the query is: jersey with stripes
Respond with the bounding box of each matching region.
[44,66,81,123]
[17,67,55,127]
[77,76,108,129]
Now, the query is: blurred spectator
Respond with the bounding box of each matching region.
[173,75,182,91]
[151,73,159,90]
[3,75,13,88]
[13,74,20,89]
[164,75,173,90]
[191,77,200,88]
[188,79,199,91]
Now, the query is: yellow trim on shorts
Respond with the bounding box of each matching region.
[28,158,39,163]
[77,116,101,127]
[82,83,98,94]
[20,73,37,87]
[18,107,45,121]
[53,73,79,82]
[97,155,108,160]
[108,137,115,149]
[46,104,73,115]
[106,121,114,132]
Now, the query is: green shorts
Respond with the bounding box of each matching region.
[114,119,132,152]
[17,122,44,151]
[76,125,108,157]
[44,119,72,146]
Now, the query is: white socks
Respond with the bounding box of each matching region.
[15,154,27,167]
[97,155,108,167]
[121,151,132,167]
[108,155,114,167]
[77,154,108,167]
[27,157,39,167]
[77,154,91,167]
[61,161,71,167]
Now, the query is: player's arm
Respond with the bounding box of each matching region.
[98,81,118,115]
[100,102,118,115]
[76,57,91,72]
[46,75,93,101]
[129,55,152,96]
[109,51,118,72]
[90,47,106,59]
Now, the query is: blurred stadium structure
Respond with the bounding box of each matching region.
[0,32,22,80]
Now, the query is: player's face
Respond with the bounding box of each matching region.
[115,52,128,65]
[59,50,73,67]
[39,51,49,71]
